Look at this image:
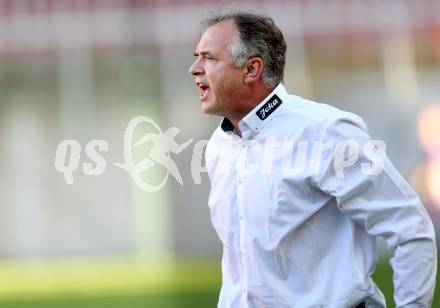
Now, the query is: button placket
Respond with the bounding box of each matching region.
[237,138,248,299]
[238,140,247,185]
[237,140,247,228]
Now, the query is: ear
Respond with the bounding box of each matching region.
[244,57,264,84]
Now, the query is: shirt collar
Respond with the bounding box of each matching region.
[220,83,289,137]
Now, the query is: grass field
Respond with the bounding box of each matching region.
[0,258,436,307]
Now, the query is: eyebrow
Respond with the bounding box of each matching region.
[193,50,214,57]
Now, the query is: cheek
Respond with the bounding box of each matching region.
[223,74,243,94]
[207,66,243,95]
[227,68,244,85]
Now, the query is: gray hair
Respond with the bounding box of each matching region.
[202,10,287,88]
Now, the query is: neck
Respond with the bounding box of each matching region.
[227,84,274,137]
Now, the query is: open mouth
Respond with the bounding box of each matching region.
[196,82,210,101]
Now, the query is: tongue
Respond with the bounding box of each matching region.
[202,87,210,97]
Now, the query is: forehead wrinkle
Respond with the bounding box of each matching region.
[198,24,235,49]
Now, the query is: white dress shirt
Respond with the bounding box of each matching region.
[205,84,437,308]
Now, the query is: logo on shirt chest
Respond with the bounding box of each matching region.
[256,94,283,120]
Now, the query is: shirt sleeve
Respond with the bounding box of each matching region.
[312,117,437,308]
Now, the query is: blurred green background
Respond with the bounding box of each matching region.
[0,260,437,307]
[0,0,439,307]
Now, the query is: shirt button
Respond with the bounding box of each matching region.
[243,289,247,293]
[238,179,243,184]
[239,216,243,220]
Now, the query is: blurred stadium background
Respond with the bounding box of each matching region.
[0,0,439,307]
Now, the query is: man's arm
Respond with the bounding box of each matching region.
[312,118,437,307]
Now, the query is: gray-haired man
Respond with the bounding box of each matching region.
[189,11,436,308]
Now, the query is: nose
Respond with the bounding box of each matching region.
[189,58,203,76]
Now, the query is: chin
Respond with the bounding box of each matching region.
[201,102,216,115]
[202,108,216,115]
